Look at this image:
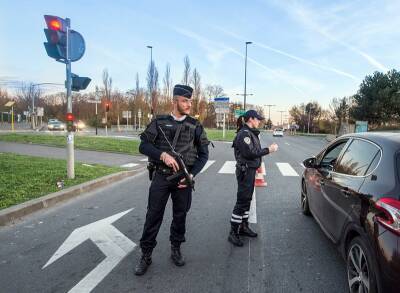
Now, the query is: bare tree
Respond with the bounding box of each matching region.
[102,69,112,101]
[191,68,201,115]
[163,63,173,100]
[182,55,191,86]
[16,82,42,128]
[147,61,159,115]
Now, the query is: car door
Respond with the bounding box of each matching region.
[309,139,350,227]
[321,138,381,242]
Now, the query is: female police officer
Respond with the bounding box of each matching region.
[228,110,278,247]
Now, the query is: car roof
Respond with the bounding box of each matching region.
[341,132,400,149]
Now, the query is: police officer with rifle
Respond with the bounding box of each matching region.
[135,84,210,275]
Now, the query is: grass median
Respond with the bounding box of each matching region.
[0,153,123,210]
[0,133,140,155]
[205,128,236,141]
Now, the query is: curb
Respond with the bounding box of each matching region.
[0,166,147,226]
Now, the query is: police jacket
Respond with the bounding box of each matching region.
[139,115,209,176]
[233,124,269,168]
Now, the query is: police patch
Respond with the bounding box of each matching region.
[244,137,251,144]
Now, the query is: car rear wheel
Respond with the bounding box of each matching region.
[301,180,311,216]
[347,236,378,293]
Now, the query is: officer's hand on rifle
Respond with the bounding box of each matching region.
[268,143,279,153]
[177,174,194,189]
[160,152,180,172]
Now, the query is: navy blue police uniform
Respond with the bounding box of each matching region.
[229,110,270,246]
[135,84,209,275]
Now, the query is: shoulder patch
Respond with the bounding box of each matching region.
[244,137,251,145]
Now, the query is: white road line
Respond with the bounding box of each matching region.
[249,190,257,224]
[276,163,299,176]
[200,160,216,173]
[120,163,139,168]
[140,158,148,162]
[218,161,236,174]
[285,142,290,145]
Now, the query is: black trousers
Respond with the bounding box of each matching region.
[231,167,257,225]
[140,171,192,252]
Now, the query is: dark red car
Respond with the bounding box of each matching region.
[301,132,400,293]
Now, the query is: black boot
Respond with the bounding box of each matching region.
[135,251,152,276]
[239,221,258,237]
[171,245,185,267]
[228,224,244,247]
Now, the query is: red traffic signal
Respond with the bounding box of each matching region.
[44,15,67,32]
[66,113,74,121]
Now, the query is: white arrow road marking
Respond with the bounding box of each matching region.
[276,163,299,176]
[218,161,236,174]
[249,190,257,224]
[200,160,215,173]
[43,209,136,293]
[120,163,139,168]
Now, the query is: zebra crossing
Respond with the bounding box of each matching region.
[120,158,302,177]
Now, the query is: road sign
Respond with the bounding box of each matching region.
[214,96,229,102]
[43,209,136,293]
[87,100,101,104]
[68,30,86,62]
[355,121,368,133]
[4,101,15,107]
[122,111,132,119]
[215,107,230,114]
[37,107,44,117]
[234,109,245,118]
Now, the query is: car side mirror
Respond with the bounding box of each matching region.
[303,157,317,168]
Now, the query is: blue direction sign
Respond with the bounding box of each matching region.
[214,96,229,102]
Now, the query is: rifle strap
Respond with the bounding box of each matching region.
[172,123,183,149]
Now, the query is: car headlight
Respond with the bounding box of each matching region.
[78,122,85,128]
[48,125,54,128]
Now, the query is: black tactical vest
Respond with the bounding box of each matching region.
[151,115,198,167]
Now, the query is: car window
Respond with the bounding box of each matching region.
[335,139,380,176]
[365,151,381,175]
[320,141,348,170]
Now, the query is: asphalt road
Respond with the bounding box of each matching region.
[0,133,348,293]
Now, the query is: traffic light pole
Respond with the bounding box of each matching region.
[65,18,75,179]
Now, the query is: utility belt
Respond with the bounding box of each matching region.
[147,161,192,180]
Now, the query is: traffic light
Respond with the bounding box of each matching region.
[43,15,67,61]
[105,102,110,112]
[66,112,74,132]
[71,73,91,92]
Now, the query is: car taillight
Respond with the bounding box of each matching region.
[375,197,400,236]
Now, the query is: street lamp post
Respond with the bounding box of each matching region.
[244,41,252,111]
[278,110,285,127]
[264,104,276,121]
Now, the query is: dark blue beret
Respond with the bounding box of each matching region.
[173,84,193,98]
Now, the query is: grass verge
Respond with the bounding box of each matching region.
[0,133,140,155]
[205,128,236,141]
[0,153,123,209]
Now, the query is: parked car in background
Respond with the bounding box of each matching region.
[273,128,284,137]
[301,132,400,293]
[47,119,65,131]
[74,120,86,131]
